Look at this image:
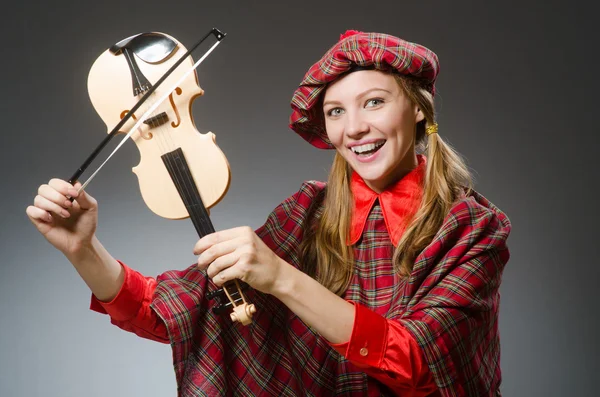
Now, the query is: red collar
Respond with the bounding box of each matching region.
[348,154,426,246]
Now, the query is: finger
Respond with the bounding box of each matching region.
[26,205,54,224]
[48,178,77,197]
[205,251,240,279]
[70,183,97,211]
[48,179,83,209]
[211,268,229,287]
[197,237,244,269]
[193,226,254,255]
[211,263,246,287]
[34,195,71,219]
[38,183,72,210]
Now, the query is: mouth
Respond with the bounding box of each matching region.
[349,140,386,157]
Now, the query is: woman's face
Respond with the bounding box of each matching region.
[323,70,424,193]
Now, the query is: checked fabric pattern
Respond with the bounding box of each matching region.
[149,179,511,397]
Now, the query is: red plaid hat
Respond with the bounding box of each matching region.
[289,30,440,149]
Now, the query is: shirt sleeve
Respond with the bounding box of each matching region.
[329,302,438,396]
[89,260,169,344]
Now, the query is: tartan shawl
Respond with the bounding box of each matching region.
[150,181,511,396]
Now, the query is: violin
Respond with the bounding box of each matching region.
[69,29,256,325]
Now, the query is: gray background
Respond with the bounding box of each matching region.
[1,0,597,396]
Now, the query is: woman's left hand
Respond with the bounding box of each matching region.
[194,226,289,295]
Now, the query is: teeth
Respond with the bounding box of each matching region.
[351,141,384,154]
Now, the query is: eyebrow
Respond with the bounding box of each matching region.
[323,87,392,107]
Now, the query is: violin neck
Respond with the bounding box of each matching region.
[162,147,252,322]
[161,148,215,237]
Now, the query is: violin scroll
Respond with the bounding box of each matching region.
[231,304,257,326]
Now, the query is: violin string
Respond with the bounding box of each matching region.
[110,63,191,227]
[134,86,173,184]
[145,44,240,304]
[140,61,174,156]
[146,53,214,238]
[146,54,200,226]
[161,77,238,298]
[142,69,236,300]
[140,47,187,156]
[142,91,195,230]
[149,91,174,154]
[158,63,207,235]
[134,93,165,154]
[124,45,233,296]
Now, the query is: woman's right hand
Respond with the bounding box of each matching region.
[26,179,99,257]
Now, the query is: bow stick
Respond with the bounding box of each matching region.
[68,28,225,188]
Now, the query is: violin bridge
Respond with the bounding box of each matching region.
[143,112,169,128]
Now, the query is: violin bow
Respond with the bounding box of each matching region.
[68,27,225,188]
[68,28,256,325]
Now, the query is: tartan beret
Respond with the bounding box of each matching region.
[289,30,440,149]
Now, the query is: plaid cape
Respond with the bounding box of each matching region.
[150,180,511,396]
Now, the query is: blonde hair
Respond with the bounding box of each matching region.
[299,73,474,295]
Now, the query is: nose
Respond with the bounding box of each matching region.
[344,111,369,139]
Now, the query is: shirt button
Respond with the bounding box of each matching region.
[359,348,368,356]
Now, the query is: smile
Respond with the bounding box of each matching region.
[350,141,385,156]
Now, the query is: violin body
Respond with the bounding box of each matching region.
[87,33,230,219]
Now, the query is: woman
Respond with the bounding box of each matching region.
[26,30,511,396]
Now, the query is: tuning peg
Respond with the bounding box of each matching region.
[206,282,250,300]
[206,288,225,300]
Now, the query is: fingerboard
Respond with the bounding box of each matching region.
[161,147,249,314]
[161,147,214,237]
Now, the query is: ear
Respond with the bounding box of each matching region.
[415,107,425,123]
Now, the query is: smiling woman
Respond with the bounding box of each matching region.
[26,30,512,397]
[323,70,424,193]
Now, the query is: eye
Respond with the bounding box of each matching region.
[326,107,344,117]
[365,98,384,108]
